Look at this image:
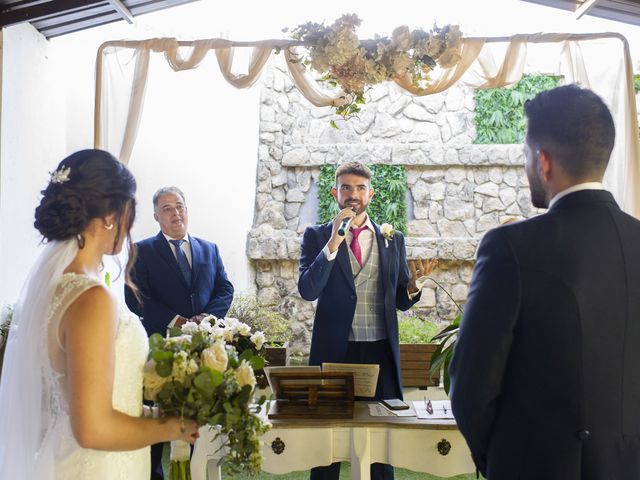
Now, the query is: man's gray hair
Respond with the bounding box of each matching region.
[152,186,186,208]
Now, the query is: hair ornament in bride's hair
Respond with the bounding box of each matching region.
[50,166,71,184]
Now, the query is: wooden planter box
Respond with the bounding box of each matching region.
[264,344,290,367]
[257,344,290,389]
[399,343,439,389]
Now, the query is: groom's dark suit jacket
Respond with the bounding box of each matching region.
[125,232,234,336]
[449,190,640,480]
[298,221,419,398]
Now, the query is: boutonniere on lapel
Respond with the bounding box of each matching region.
[380,223,396,248]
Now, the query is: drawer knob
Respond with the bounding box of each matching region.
[437,438,451,456]
[271,437,286,455]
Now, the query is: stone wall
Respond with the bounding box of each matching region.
[247,64,541,351]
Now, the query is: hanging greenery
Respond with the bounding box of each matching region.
[317,164,407,234]
[474,74,561,144]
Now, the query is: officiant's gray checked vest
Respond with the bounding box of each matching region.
[348,237,387,341]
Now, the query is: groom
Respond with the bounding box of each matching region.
[449,85,640,479]
[298,161,433,480]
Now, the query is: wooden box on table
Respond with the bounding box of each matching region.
[267,371,355,419]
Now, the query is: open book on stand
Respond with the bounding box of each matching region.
[264,363,379,419]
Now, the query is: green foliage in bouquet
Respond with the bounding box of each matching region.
[227,295,293,345]
[318,164,407,234]
[145,319,270,476]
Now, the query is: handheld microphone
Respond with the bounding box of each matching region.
[337,208,356,236]
[337,218,351,236]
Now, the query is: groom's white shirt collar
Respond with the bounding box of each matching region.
[548,182,604,209]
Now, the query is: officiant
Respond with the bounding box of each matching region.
[125,186,234,480]
[298,161,436,480]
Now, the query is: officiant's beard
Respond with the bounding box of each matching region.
[339,199,368,215]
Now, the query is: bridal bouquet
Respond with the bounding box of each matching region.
[144,318,270,479]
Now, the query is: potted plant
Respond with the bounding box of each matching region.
[227,294,293,368]
[427,284,464,395]
[398,311,441,389]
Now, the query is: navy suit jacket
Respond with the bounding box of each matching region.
[125,232,234,336]
[449,190,640,480]
[298,221,419,398]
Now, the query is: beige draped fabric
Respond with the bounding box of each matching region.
[93,33,640,218]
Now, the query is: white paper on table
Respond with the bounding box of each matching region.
[368,403,417,417]
[413,400,455,419]
[322,362,379,397]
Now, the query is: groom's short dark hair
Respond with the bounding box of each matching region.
[525,84,615,179]
[335,161,372,186]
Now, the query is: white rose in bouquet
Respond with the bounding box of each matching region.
[143,359,167,401]
[201,340,228,372]
[181,321,199,334]
[236,359,257,388]
[250,331,266,350]
[237,322,251,336]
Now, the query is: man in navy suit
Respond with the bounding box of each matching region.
[449,85,640,479]
[125,186,234,336]
[125,186,233,480]
[298,161,435,480]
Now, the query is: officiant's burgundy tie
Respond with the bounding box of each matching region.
[350,225,368,266]
[169,239,192,285]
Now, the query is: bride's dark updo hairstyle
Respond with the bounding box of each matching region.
[34,149,138,284]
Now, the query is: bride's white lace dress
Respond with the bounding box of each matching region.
[43,273,150,479]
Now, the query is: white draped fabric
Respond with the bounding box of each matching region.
[94,33,640,218]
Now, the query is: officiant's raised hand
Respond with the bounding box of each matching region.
[407,258,438,294]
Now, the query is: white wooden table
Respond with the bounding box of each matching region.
[191,402,475,480]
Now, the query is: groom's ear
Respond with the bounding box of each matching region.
[538,150,552,182]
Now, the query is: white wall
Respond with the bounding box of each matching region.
[0,23,66,305]
[0,12,262,305]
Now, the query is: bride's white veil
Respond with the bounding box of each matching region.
[0,238,78,479]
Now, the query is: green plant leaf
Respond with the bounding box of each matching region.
[194,369,223,396]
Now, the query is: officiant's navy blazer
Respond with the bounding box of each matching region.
[125,232,234,336]
[449,190,640,480]
[298,221,419,398]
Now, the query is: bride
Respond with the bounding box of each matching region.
[0,149,198,479]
